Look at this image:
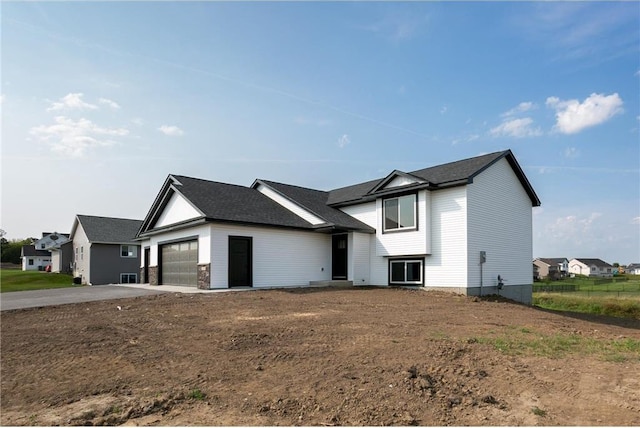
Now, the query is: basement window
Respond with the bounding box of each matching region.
[389,259,424,285]
[120,273,137,284]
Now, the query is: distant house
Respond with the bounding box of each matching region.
[533,258,569,280]
[136,150,540,304]
[33,232,72,273]
[626,263,640,275]
[568,258,614,277]
[533,263,540,281]
[20,245,51,271]
[70,215,143,285]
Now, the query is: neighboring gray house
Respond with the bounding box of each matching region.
[70,215,143,285]
[568,258,614,277]
[136,149,540,304]
[533,258,569,280]
[20,245,51,271]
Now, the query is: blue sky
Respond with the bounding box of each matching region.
[2,2,639,264]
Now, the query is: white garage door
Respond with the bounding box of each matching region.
[161,240,198,287]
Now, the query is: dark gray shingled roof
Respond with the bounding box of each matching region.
[169,175,320,230]
[255,180,375,232]
[21,245,51,257]
[327,150,540,207]
[76,215,143,243]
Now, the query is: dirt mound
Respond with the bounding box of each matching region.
[2,287,639,426]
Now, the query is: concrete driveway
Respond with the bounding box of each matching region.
[0,285,166,311]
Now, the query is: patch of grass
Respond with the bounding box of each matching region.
[104,405,122,415]
[476,328,640,361]
[534,293,640,319]
[532,406,547,417]
[0,269,76,292]
[189,388,206,400]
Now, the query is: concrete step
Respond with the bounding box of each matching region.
[309,280,353,287]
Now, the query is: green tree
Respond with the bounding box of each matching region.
[1,239,33,265]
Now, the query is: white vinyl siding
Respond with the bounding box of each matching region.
[256,184,326,226]
[155,192,201,228]
[349,232,371,285]
[340,201,377,227]
[209,224,331,288]
[424,186,468,288]
[72,223,91,284]
[466,158,533,290]
[385,175,420,188]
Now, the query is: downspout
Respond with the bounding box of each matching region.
[479,251,486,297]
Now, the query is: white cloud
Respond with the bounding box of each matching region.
[490,117,542,138]
[546,93,623,134]
[158,125,184,136]
[98,97,120,109]
[501,101,536,117]
[47,93,98,111]
[564,147,579,158]
[440,106,448,114]
[30,116,129,157]
[632,217,640,225]
[337,134,350,149]
[451,134,479,146]
[544,212,603,244]
[131,118,144,126]
[0,94,4,104]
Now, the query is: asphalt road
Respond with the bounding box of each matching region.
[0,285,166,311]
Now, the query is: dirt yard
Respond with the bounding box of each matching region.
[1,287,639,426]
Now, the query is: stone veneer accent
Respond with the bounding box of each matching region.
[198,264,211,290]
[148,266,159,286]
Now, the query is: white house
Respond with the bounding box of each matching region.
[33,232,72,273]
[568,258,614,277]
[20,245,51,271]
[136,150,540,304]
[625,264,640,275]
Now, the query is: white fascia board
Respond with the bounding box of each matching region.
[255,182,326,226]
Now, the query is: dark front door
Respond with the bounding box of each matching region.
[143,247,150,283]
[332,234,348,280]
[229,236,252,287]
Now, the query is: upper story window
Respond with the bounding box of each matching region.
[121,245,137,258]
[383,194,417,232]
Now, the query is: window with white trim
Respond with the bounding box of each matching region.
[120,273,137,284]
[383,194,417,232]
[389,259,424,285]
[121,245,137,258]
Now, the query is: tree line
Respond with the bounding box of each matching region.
[1,236,37,265]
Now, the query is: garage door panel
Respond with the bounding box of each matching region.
[161,240,198,287]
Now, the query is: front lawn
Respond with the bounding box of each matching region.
[0,269,77,292]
